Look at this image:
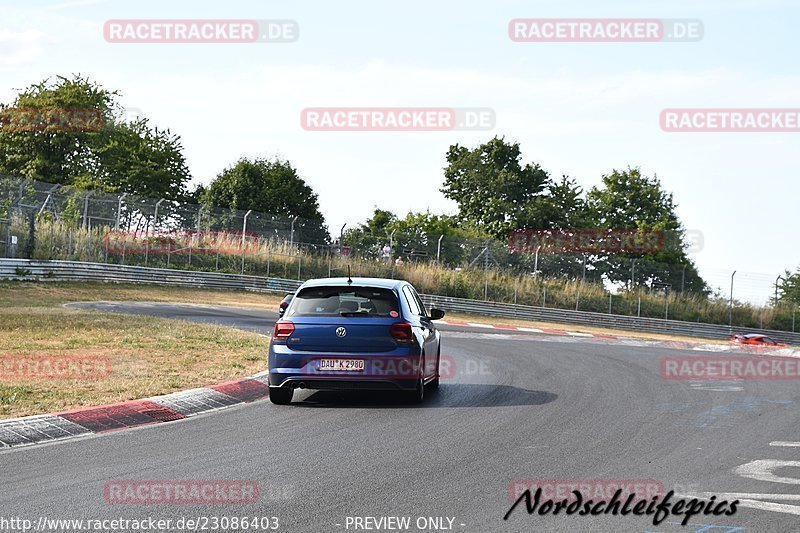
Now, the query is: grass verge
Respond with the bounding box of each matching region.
[0,281,282,419]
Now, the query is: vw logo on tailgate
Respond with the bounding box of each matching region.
[335,327,347,338]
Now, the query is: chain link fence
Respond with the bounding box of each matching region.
[1,174,796,332]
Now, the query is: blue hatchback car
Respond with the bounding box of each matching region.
[268,277,445,404]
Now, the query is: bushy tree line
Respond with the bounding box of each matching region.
[0,75,328,243]
[347,137,707,293]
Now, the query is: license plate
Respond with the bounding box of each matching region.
[317,359,365,371]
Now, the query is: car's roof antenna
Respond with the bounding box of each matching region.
[347,265,352,284]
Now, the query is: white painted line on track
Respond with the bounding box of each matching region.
[735,459,800,484]
[770,441,800,447]
[733,499,800,516]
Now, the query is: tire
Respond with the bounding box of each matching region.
[269,387,293,405]
[429,350,441,389]
[407,357,425,404]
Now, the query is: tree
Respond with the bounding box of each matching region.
[441,136,552,240]
[778,269,800,305]
[0,75,191,200]
[540,175,592,229]
[201,157,329,244]
[343,209,488,265]
[95,119,190,199]
[586,167,706,292]
[387,211,481,265]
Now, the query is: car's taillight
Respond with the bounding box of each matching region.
[390,322,414,343]
[273,321,295,340]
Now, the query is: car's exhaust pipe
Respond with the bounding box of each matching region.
[291,382,306,389]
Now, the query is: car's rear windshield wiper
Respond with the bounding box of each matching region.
[339,311,372,316]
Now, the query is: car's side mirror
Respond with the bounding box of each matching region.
[429,308,445,320]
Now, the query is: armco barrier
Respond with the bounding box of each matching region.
[421,293,800,345]
[2,259,799,345]
[0,259,302,295]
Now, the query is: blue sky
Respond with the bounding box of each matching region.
[1,0,798,304]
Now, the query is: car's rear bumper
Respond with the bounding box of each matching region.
[268,376,417,391]
[268,348,424,391]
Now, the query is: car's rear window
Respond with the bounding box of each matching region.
[287,286,399,317]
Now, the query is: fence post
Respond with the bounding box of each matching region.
[513,283,517,304]
[147,198,164,267]
[115,193,127,230]
[297,252,302,280]
[241,210,252,275]
[216,244,220,271]
[729,270,737,326]
[483,240,489,301]
[638,297,641,317]
[25,211,35,259]
[542,286,546,308]
[609,293,612,314]
[266,248,271,277]
[289,216,298,249]
[82,191,94,229]
[167,240,171,267]
[144,220,150,267]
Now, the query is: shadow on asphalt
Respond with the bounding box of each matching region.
[289,383,558,408]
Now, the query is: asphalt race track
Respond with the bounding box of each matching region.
[4,302,800,532]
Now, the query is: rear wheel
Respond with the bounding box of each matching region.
[429,350,441,389]
[407,357,425,404]
[269,387,293,405]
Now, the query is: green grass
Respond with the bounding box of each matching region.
[0,282,277,419]
[14,217,793,331]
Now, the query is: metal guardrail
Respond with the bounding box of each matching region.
[3,258,800,345]
[420,293,800,345]
[0,259,302,295]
